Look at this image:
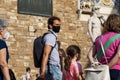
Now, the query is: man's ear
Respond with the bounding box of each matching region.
[49,25,53,29]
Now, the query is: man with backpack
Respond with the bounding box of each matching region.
[39,16,62,80]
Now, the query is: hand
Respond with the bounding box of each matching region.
[39,72,45,80]
[36,77,44,80]
[91,61,100,68]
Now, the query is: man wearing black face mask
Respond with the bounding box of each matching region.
[39,16,62,80]
[52,25,60,33]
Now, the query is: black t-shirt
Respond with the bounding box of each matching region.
[0,39,9,63]
[0,39,9,80]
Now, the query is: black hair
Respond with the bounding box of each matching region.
[66,45,80,58]
[47,16,61,29]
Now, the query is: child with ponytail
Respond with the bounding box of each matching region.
[63,45,84,80]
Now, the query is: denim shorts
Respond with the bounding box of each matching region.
[110,69,120,80]
[45,64,62,80]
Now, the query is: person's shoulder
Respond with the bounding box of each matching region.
[45,33,54,37]
[71,61,78,66]
[77,62,82,68]
[101,32,118,39]
[44,33,56,40]
[77,62,82,66]
[0,39,6,48]
[71,62,82,68]
[26,72,30,75]
[0,39,5,43]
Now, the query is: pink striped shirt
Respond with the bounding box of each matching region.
[95,32,120,70]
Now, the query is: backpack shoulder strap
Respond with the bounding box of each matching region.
[97,34,120,60]
[48,30,57,40]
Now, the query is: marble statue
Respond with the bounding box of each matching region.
[88,6,105,42]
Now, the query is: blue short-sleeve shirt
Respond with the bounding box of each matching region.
[43,30,60,65]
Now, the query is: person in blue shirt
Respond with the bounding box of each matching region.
[0,18,10,80]
[39,16,62,80]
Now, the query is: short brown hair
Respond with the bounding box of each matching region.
[26,67,30,72]
[103,14,120,33]
[47,16,61,29]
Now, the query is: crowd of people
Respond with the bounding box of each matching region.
[0,14,120,80]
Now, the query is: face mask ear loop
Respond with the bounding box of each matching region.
[3,32,10,40]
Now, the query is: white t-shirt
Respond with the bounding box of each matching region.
[20,72,31,80]
[20,75,26,80]
[26,72,31,79]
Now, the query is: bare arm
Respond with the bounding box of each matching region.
[62,73,65,80]
[76,73,82,80]
[26,78,31,80]
[108,45,120,68]
[76,63,84,80]
[80,73,85,80]
[40,45,52,78]
[0,48,10,80]
[26,76,32,80]
[87,45,96,64]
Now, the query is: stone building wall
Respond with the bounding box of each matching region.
[0,0,92,79]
